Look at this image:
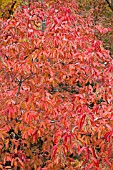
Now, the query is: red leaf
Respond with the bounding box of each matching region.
[52,145,58,159]
[79,114,86,129]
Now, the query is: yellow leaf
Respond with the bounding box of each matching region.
[20,101,27,110]
[37,23,41,27]
[25,149,32,156]
[98,130,101,139]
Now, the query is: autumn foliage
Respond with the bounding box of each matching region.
[0,0,113,169]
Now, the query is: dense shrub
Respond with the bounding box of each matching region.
[0,0,113,169]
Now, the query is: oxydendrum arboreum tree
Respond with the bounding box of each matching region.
[0,0,113,169]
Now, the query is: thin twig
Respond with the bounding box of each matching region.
[24,48,38,60]
[16,75,22,97]
[16,73,35,96]
[16,76,22,96]
[22,73,35,83]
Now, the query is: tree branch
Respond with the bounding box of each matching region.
[16,75,22,97]
[105,0,113,11]
[24,47,38,60]
[16,73,35,96]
